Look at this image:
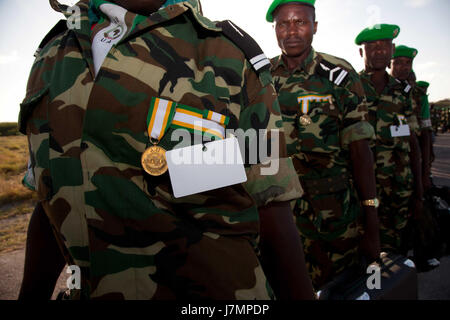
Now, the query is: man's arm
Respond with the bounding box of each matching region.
[349,139,380,262]
[419,130,432,191]
[18,202,65,300]
[409,132,424,218]
[258,201,315,300]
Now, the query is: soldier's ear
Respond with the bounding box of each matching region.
[313,21,318,35]
[359,48,363,58]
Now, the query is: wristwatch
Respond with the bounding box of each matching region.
[361,198,380,208]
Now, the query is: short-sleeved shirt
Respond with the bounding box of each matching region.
[271,49,374,184]
[19,0,302,299]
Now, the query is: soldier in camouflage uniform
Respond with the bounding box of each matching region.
[19,0,315,300]
[356,25,424,254]
[390,46,433,192]
[266,0,380,290]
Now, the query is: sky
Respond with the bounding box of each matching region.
[0,0,449,122]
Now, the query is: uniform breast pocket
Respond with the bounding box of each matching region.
[298,102,341,153]
[19,86,52,201]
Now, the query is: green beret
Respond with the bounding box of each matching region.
[355,24,400,45]
[416,81,430,88]
[393,45,418,59]
[266,0,316,22]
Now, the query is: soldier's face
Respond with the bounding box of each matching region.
[274,4,317,58]
[110,0,166,15]
[360,39,395,71]
[390,57,413,81]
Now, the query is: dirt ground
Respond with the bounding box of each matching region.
[0,133,449,300]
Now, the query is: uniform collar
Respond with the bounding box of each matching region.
[57,0,217,78]
[271,47,317,75]
[52,0,218,32]
[360,70,405,92]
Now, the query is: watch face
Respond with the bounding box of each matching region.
[374,198,380,208]
[362,199,379,208]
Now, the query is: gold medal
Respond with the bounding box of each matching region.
[141,145,168,176]
[300,115,312,126]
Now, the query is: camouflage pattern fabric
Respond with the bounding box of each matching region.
[271,49,374,289]
[411,84,432,133]
[359,71,417,253]
[19,0,303,300]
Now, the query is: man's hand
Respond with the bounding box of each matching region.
[258,201,315,300]
[359,207,381,262]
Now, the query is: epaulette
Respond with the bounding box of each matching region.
[34,19,68,57]
[216,20,271,75]
[316,58,350,87]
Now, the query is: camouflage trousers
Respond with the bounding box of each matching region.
[376,161,414,253]
[293,185,364,290]
[377,185,413,253]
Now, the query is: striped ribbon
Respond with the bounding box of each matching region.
[297,94,333,115]
[203,109,230,126]
[396,114,407,126]
[172,104,227,139]
[147,97,177,142]
[147,98,230,141]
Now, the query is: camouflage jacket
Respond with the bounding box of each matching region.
[359,71,418,155]
[19,0,302,299]
[270,49,374,193]
[411,84,432,132]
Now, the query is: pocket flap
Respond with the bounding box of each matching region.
[19,86,49,134]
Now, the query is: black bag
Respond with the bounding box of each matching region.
[318,253,418,300]
[406,193,445,271]
[430,191,450,254]
[431,185,450,205]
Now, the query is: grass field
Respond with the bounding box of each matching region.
[0,135,36,253]
[0,122,19,137]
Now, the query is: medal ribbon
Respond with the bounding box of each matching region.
[172,104,227,139]
[298,96,310,115]
[203,110,230,126]
[147,97,177,142]
[396,114,407,126]
[297,95,333,115]
[147,98,230,141]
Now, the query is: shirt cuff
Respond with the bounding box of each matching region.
[340,121,375,149]
[243,157,303,207]
[408,115,420,134]
[420,119,432,129]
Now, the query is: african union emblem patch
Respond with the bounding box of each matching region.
[104,25,124,40]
